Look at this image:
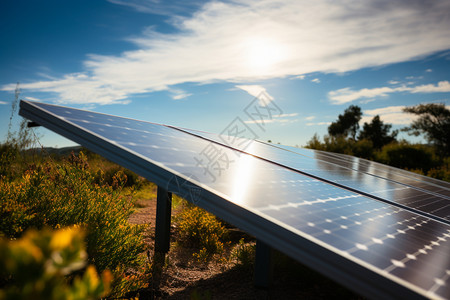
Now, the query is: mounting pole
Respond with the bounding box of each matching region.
[152,186,172,289]
[254,240,273,289]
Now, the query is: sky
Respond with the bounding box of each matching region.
[1,0,450,148]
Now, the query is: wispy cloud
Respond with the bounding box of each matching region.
[245,116,298,125]
[0,100,7,105]
[311,78,320,83]
[328,81,450,104]
[106,0,202,16]
[306,121,331,126]
[170,89,192,100]
[235,85,274,106]
[24,96,40,101]
[2,0,450,105]
[361,106,415,125]
[409,81,450,93]
[361,103,450,125]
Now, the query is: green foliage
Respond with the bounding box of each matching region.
[427,157,450,182]
[0,152,149,296]
[403,103,450,157]
[231,238,255,268]
[376,142,437,172]
[0,227,111,300]
[358,115,398,149]
[0,143,19,181]
[352,139,375,159]
[328,105,362,140]
[175,203,228,262]
[93,166,144,190]
[305,135,375,159]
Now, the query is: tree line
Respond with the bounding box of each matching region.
[306,103,450,181]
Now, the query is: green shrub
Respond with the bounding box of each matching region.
[305,135,374,159]
[175,203,228,262]
[231,238,255,268]
[0,143,19,180]
[0,152,148,296]
[0,226,111,300]
[93,166,144,190]
[352,139,374,160]
[427,157,450,182]
[377,142,437,172]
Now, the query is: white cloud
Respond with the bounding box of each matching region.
[328,81,450,104]
[388,80,400,85]
[2,0,450,105]
[426,69,433,72]
[305,116,315,121]
[235,85,274,106]
[306,121,330,126]
[24,96,40,101]
[0,100,7,105]
[361,105,418,125]
[172,93,191,100]
[328,86,405,104]
[170,89,192,100]
[311,78,320,83]
[296,75,306,80]
[276,113,298,117]
[409,81,450,93]
[244,111,298,124]
[106,0,201,16]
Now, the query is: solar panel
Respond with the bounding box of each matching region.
[175,128,450,223]
[20,100,450,300]
[304,148,450,191]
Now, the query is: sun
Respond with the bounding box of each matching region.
[241,37,288,74]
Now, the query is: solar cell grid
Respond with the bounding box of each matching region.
[303,147,450,192]
[175,128,450,223]
[19,100,450,299]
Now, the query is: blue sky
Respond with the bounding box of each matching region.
[1,0,450,148]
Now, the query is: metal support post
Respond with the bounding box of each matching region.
[254,239,273,289]
[153,186,172,289]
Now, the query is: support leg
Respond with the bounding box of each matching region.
[152,186,172,289]
[254,240,273,289]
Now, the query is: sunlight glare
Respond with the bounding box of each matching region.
[231,148,256,205]
[242,37,288,74]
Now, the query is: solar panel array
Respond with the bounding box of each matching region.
[20,100,450,300]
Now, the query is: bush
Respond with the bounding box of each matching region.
[0,143,19,180]
[93,166,144,190]
[231,238,255,268]
[0,226,111,300]
[305,135,374,159]
[175,203,228,262]
[377,142,437,172]
[427,157,450,182]
[0,152,148,296]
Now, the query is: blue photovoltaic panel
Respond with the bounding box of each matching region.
[302,148,450,192]
[19,100,450,300]
[175,128,450,223]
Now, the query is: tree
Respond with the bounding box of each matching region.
[403,103,450,157]
[358,115,398,149]
[328,105,362,140]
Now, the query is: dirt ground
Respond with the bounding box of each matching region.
[129,196,363,299]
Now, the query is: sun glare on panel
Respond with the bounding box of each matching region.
[231,150,256,205]
[241,37,288,74]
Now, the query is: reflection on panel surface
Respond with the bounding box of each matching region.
[177,128,450,223]
[20,101,450,299]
